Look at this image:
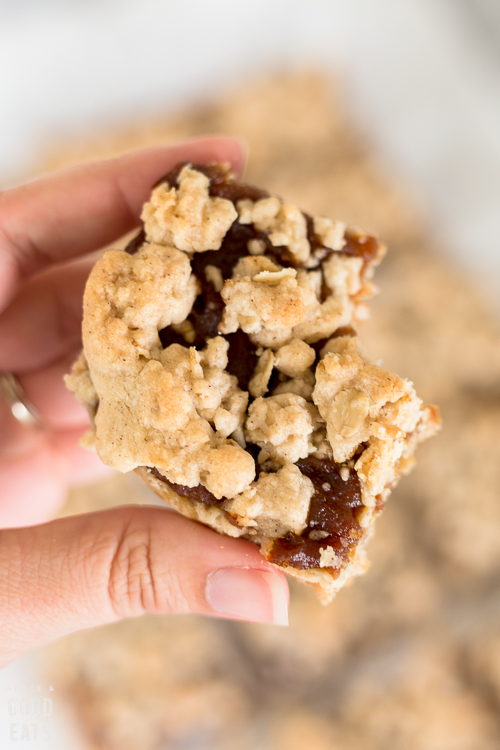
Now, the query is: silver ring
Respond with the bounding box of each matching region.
[0,372,45,429]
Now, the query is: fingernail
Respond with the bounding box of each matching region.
[205,568,288,626]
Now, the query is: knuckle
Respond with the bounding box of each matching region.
[106,521,188,618]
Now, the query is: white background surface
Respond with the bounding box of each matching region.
[0,1,499,747]
[0,654,85,748]
[1,0,500,283]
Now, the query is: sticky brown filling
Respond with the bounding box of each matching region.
[265,456,363,574]
[149,456,363,577]
[131,164,377,575]
[150,468,222,505]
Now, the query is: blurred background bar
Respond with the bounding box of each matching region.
[1,0,500,290]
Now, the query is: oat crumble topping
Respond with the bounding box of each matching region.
[66,162,440,602]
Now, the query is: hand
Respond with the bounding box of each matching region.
[0,137,289,667]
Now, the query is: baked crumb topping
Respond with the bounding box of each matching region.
[225,462,314,537]
[237,197,311,263]
[246,393,320,464]
[313,216,346,251]
[274,339,316,378]
[142,165,237,252]
[219,265,307,341]
[66,161,440,600]
[313,336,422,464]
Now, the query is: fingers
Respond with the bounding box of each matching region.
[18,352,90,429]
[0,506,289,666]
[0,136,246,310]
[0,410,67,528]
[0,349,110,494]
[0,398,110,526]
[0,254,93,372]
[49,426,114,486]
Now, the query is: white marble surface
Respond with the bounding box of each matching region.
[0,1,499,746]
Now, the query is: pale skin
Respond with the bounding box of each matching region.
[0,137,289,668]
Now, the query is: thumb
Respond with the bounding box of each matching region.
[0,505,289,667]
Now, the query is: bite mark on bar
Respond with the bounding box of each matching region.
[150,456,363,579]
[266,456,363,575]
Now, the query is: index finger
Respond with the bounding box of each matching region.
[0,136,246,312]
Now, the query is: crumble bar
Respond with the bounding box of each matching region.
[66,162,440,603]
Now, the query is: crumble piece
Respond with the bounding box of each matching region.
[272,367,316,400]
[141,164,237,252]
[274,339,316,377]
[313,216,346,251]
[219,266,308,342]
[319,546,341,569]
[313,336,421,464]
[237,197,311,263]
[248,348,275,398]
[246,393,320,464]
[224,462,314,537]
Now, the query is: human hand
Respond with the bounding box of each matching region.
[0,138,289,667]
